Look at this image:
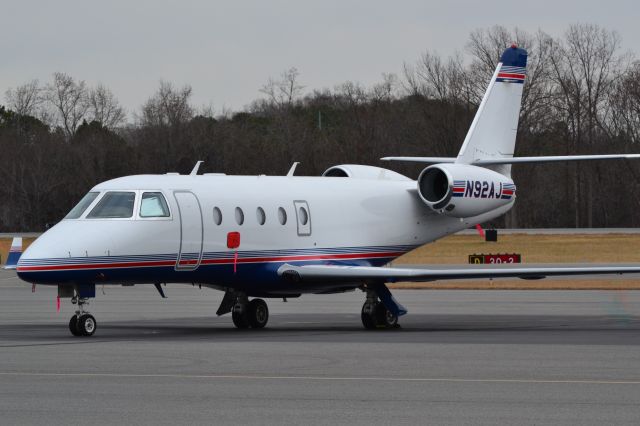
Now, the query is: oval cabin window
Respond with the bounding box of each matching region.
[298,206,309,225]
[278,207,287,225]
[256,207,266,225]
[213,207,222,225]
[235,207,244,225]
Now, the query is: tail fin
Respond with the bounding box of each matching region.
[456,45,528,176]
[3,237,23,270]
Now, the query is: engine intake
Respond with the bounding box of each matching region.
[418,167,451,209]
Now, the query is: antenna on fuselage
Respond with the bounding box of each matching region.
[190,161,204,176]
[287,162,300,177]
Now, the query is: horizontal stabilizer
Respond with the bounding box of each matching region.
[475,154,640,165]
[382,154,640,165]
[278,263,640,283]
[3,237,23,270]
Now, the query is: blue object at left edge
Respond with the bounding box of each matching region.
[5,251,22,268]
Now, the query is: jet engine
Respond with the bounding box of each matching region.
[417,164,516,218]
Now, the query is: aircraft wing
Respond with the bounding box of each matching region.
[278,263,640,283]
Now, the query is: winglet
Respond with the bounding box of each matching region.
[3,237,23,270]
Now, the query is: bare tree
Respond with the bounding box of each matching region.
[608,61,640,142]
[139,80,194,127]
[86,85,126,129]
[549,24,630,226]
[370,73,398,102]
[4,80,43,117]
[260,67,304,108]
[551,24,627,142]
[403,51,473,105]
[45,72,89,138]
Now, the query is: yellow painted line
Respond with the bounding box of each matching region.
[0,372,639,385]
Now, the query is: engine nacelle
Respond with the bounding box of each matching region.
[322,164,410,181]
[417,164,516,218]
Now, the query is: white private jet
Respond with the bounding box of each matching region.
[8,45,640,336]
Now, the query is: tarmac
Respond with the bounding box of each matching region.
[1,268,640,425]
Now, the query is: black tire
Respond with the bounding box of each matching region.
[248,299,269,329]
[232,309,250,329]
[361,302,377,329]
[375,304,398,328]
[77,314,97,336]
[69,315,82,337]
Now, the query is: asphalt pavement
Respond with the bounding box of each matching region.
[1,269,640,425]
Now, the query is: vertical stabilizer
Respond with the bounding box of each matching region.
[4,237,23,270]
[456,45,528,176]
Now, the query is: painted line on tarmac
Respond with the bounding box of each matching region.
[0,372,639,385]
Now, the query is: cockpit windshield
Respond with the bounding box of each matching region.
[87,191,136,219]
[65,192,99,219]
[140,192,170,217]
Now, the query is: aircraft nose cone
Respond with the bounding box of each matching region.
[14,227,68,284]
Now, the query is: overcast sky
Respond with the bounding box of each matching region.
[2,0,638,117]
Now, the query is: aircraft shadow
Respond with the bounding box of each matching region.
[1,313,638,347]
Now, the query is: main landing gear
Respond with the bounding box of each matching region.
[229,293,269,329]
[360,287,400,329]
[68,296,96,337]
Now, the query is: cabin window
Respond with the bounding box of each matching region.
[298,206,309,226]
[235,207,244,225]
[65,192,99,219]
[256,207,266,225]
[278,207,287,225]
[87,191,136,219]
[213,207,222,225]
[140,192,170,218]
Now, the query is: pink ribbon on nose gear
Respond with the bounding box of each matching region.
[56,296,61,313]
[233,251,238,274]
[475,224,485,238]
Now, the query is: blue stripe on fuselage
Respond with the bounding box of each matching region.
[16,256,395,295]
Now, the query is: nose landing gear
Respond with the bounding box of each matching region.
[69,296,96,337]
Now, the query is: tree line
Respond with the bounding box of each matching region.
[1,23,639,231]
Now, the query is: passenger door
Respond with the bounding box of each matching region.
[293,200,312,236]
[174,191,204,270]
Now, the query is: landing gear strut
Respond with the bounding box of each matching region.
[361,288,399,329]
[231,293,269,329]
[69,296,96,337]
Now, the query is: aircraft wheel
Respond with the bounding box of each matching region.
[248,299,269,329]
[375,304,398,328]
[69,315,82,337]
[361,302,377,329]
[77,314,97,336]
[232,308,250,329]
